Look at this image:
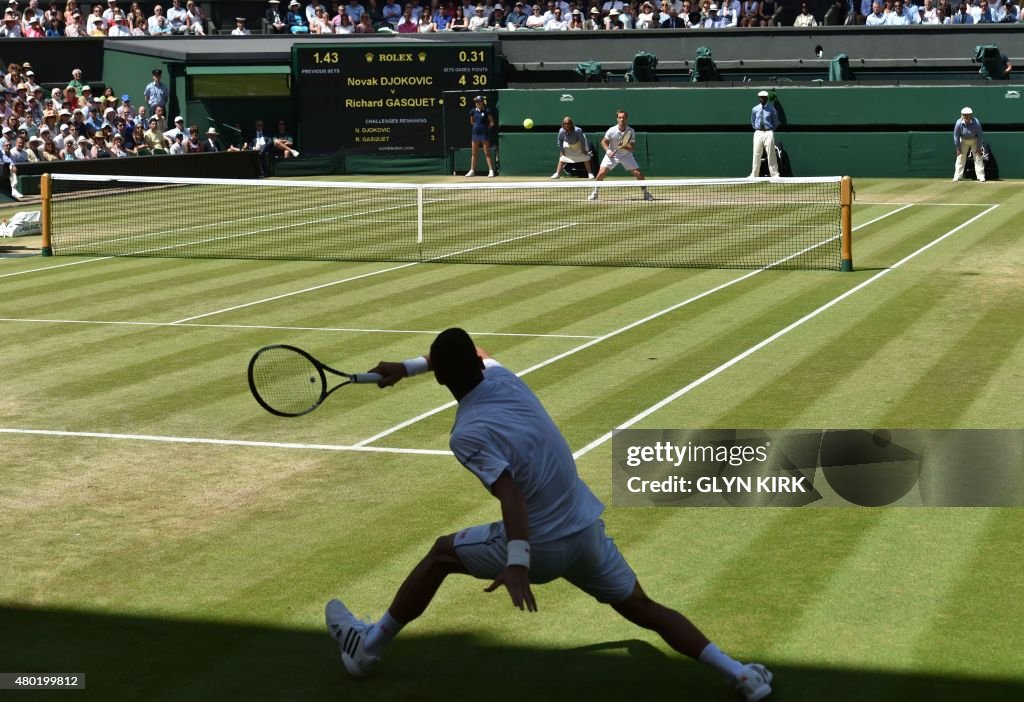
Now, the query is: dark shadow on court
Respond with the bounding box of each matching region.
[1,604,1021,702]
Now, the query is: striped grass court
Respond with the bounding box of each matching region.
[1,177,1022,701]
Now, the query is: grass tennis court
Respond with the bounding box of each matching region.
[1,177,1022,701]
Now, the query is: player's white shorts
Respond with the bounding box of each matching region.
[453,519,637,604]
[559,142,590,164]
[600,152,640,172]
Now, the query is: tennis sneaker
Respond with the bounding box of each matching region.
[325,599,380,679]
[550,172,561,179]
[488,170,495,177]
[587,173,595,179]
[465,170,475,177]
[734,663,773,701]
[643,191,654,201]
[587,190,598,201]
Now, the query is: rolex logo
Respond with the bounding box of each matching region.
[365,52,374,63]
[417,52,427,63]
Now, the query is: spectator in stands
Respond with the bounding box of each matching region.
[865,0,886,21]
[202,126,219,152]
[542,4,565,25]
[974,0,995,20]
[465,2,485,26]
[152,105,167,132]
[64,8,84,31]
[523,2,542,23]
[582,6,601,26]
[416,7,435,26]
[337,8,357,28]
[165,0,186,31]
[738,0,758,23]
[951,1,972,20]
[107,11,131,33]
[306,0,326,22]
[106,132,127,156]
[632,0,653,25]
[286,0,310,30]
[85,2,106,32]
[74,136,94,159]
[661,4,685,23]
[311,5,332,29]
[64,0,78,23]
[999,0,1018,20]
[232,15,250,33]
[164,114,185,140]
[272,119,296,159]
[396,7,416,28]
[143,116,165,149]
[884,0,908,20]
[759,0,779,23]
[343,0,364,20]
[505,0,525,25]
[167,130,183,154]
[126,1,142,26]
[719,0,740,23]
[919,0,936,19]
[184,0,205,33]
[266,0,287,31]
[182,124,199,152]
[23,16,44,35]
[127,123,146,153]
[46,12,63,31]
[793,1,817,23]
[7,134,29,162]
[101,0,118,23]
[1,7,24,33]
[381,0,401,24]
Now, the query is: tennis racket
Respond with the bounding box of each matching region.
[619,129,632,149]
[248,344,382,417]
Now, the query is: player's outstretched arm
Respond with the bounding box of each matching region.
[484,471,537,612]
[369,346,492,387]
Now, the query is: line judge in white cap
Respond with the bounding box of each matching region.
[952,106,986,183]
[749,90,779,178]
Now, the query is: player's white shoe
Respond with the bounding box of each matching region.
[587,190,598,201]
[643,191,654,201]
[734,663,773,701]
[587,173,595,179]
[465,170,475,177]
[325,599,380,679]
[488,170,495,177]
[550,172,561,179]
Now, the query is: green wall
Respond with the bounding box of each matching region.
[497,85,1024,129]
[497,85,1024,178]
[499,131,1024,179]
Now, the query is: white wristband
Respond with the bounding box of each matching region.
[402,356,429,377]
[506,539,530,569]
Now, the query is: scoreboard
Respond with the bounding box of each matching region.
[292,44,496,156]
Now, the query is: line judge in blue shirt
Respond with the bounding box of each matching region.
[952,106,986,182]
[749,90,779,178]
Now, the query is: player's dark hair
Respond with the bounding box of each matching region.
[431,328,482,388]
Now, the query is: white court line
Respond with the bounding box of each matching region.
[0,317,598,340]
[571,203,1001,460]
[0,428,451,456]
[171,222,579,324]
[353,205,913,448]
[0,256,113,279]
[859,202,997,207]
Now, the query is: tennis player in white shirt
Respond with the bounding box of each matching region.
[324,327,774,702]
[588,109,653,201]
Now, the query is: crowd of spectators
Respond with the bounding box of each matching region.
[259,0,1019,31]
[0,0,1015,35]
[0,63,297,165]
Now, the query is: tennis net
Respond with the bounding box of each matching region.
[43,174,853,271]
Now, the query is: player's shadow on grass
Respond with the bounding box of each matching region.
[1,604,1021,702]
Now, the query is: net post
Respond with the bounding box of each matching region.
[840,175,853,272]
[40,173,53,256]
